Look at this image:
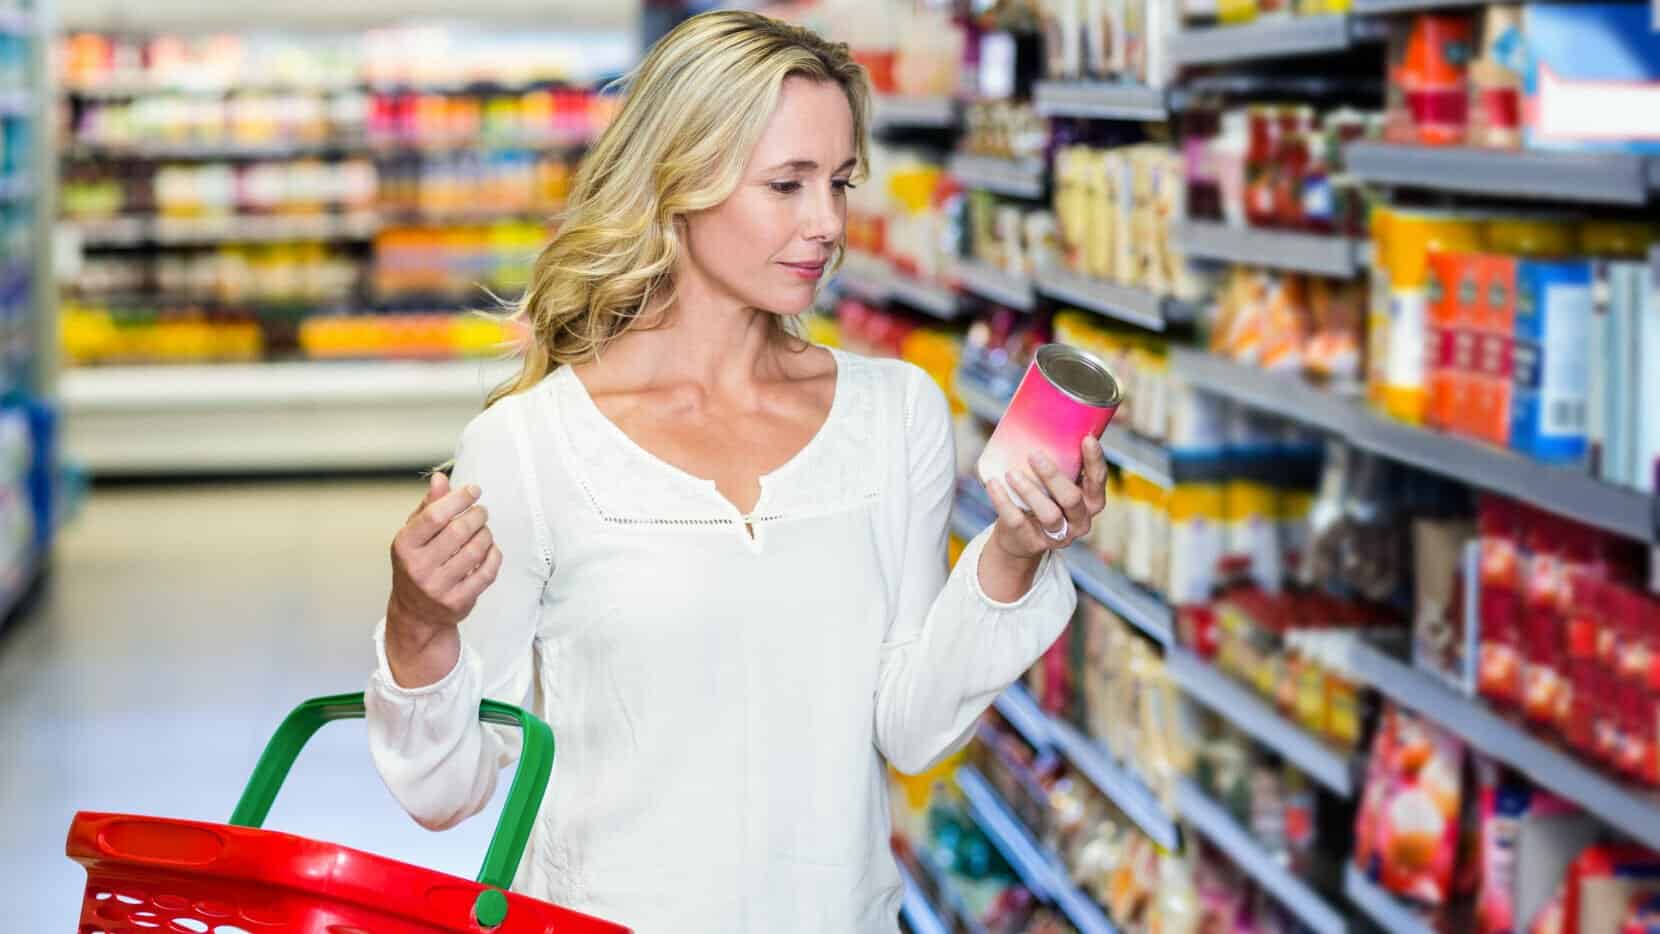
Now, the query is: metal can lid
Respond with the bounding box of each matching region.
[1035,343,1121,409]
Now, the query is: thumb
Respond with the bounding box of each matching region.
[412,471,449,519]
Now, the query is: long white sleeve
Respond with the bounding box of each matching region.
[365,396,554,831]
[873,368,1078,775]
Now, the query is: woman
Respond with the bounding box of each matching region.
[367,10,1108,932]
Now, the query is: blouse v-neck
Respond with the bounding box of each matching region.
[555,347,846,542]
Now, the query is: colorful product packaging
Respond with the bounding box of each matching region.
[978,343,1122,509]
[1508,259,1592,465]
[1353,704,1468,906]
[1513,3,1660,155]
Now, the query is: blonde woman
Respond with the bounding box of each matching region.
[367,10,1107,931]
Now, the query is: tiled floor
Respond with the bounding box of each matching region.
[0,479,510,929]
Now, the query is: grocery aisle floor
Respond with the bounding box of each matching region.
[0,479,510,929]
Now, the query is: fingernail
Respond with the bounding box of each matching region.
[467,484,482,497]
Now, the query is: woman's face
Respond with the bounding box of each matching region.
[679,76,856,317]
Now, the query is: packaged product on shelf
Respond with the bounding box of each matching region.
[1560,844,1660,934]
[1467,6,1525,150]
[1168,480,1224,607]
[1039,0,1085,80]
[1386,14,1476,147]
[1353,703,1469,908]
[1304,274,1367,386]
[1413,516,1479,697]
[1633,265,1660,495]
[1511,3,1660,155]
[1507,258,1592,465]
[1370,206,1488,424]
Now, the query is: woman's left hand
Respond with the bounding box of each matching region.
[985,432,1109,561]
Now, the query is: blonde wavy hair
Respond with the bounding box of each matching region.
[483,10,871,409]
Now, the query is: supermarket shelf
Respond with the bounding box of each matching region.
[911,851,990,934]
[954,371,1008,423]
[1345,141,1660,206]
[1166,647,1355,796]
[1099,424,1173,488]
[1048,718,1181,851]
[61,359,518,474]
[837,255,962,320]
[1175,221,1364,279]
[897,862,950,934]
[1171,348,1660,544]
[950,495,995,543]
[872,95,959,131]
[1169,15,1361,66]
[947,153,1046,200]
[995,683,1056,753]
[1344,863,1435,934]
[1175,779,1346,934]
[1352,0,1483,10]
[955,766,1057,900]
[1347,638,1660,853]
[956,766,1117,934]
[1034,81,1169,121]
[71,212,382,247]
[1060,546,1174,646]
[1034,267,1196,332]
[953,258,1036,311]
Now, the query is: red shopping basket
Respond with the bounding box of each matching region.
[67,692,629,933]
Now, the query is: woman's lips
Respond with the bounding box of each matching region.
[781,260,826,280]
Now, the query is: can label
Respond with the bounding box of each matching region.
[977,349,1119,510]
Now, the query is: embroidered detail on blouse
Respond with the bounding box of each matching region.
[540,349,885,528]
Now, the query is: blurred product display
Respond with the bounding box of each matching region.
[800,2,1660,931]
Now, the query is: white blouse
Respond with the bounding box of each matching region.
[365,346,1077,933]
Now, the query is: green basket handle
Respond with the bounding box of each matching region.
[227,690,553,921]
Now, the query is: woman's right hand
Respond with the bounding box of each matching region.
[384,472,502,687]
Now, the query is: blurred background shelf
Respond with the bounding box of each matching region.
[1034,268,1196,332]
[947,153,1046,200]
[1167,647,1356,796]
[1345,141,1660,206]
[1173,348,1660,543]
[1033,81,1169,121]
[1049,717,1181,851]
[1175,779,1347,934]
[952,258,1035,311]
[897,861,950,934]
[1168,15,1364,66]
[1343,863,1436,934]
[1174,221,1365,278]
[1347,638,1660,853]
[61,359,517,474]
[1060,545,1174,646]
[871,95,959,131]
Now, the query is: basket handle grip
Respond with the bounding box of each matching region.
[227,691,553,892]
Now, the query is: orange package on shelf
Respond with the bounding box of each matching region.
[1424,251,1473,433]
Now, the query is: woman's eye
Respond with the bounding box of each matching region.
[770,181,802,194]
[832,179,857,193]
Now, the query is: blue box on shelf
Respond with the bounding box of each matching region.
[1507,3,1660,154]
[1508,259,1592,465]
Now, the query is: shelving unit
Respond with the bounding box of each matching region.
[1345,141,1660,206]
[1033,81,1169,121]
[1098,424,1173,488]
[60,359,519,474]
[1168,15,1370,66]
[1346,638,1660,853]
[947,153,1047,200]
[952,258,1036,311]
[1343,863,1435,934]
[1172,348,1660,544]
[1061,545,1174,646]
[1035,267,1197,332]
[872,95,959,131]
[897,861,950,934]
[1175,779,1347,934]
[1166,647,1356,797]
[909,850,990,934]
[1049,718,1181,851]
[993,683,1056,753]
[956,765,1118,934]
[1174,221,1365,279]
[837,255,962,321]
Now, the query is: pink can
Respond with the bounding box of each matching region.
[977,343,1121,510]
